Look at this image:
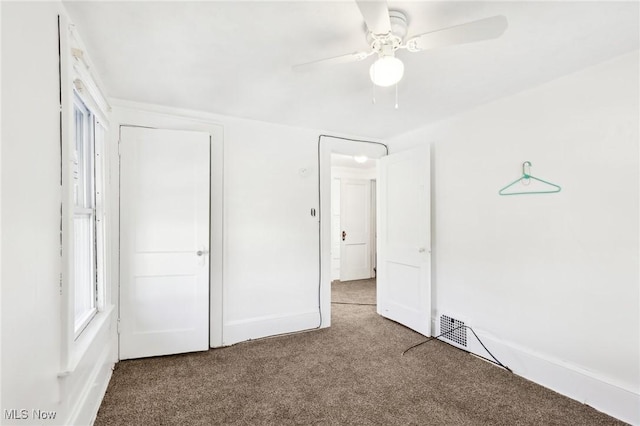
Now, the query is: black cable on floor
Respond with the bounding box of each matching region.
[402,325,466,355]
[402,325,512,373]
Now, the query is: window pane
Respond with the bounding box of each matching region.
[74,106,84,207]
[74,213,96,331]
[73,95,98,335]
[73,101,94,210]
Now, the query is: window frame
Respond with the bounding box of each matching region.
[59,15,113,374]
[72,93,99,339]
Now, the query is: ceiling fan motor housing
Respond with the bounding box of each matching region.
[367,10,408,57]
[389,10,408,39]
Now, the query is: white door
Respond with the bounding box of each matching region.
[120,127,210,359]
[340,178,371,281]
[330,178,341,281]
[377,146,431,336]
[370,180,377,278]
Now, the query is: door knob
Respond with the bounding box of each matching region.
[418,247,426,253]
[197,249,209,256]
[342,231,346,241]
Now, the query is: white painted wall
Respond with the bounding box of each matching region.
[331,166,377,181]
[222,114,321,343]
[389,51,639,424]
[1,3,117,425]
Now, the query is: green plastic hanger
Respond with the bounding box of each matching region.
[498,161,561,196]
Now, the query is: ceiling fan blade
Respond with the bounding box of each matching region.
[406,15,508,52]
[355,0,391,35]
[292,51,373,72]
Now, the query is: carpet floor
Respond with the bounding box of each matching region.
[95,279,623,425]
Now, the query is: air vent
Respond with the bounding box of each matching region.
[440,315,467,347]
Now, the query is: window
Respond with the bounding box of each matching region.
[60,18,112,373]
[72,94,98,336]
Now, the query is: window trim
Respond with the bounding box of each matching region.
[59,14,113,374]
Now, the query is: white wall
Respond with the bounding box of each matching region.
[389,51,639,424]
[1,3,117,425]
[110,101,323,346]
[331,166,377,181]
[222,113,321,343]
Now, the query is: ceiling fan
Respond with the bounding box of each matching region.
[293,1,508,88]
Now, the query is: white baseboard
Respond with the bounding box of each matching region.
[66,337,115,426]
[224,311,321,346]
[433,318,640,425]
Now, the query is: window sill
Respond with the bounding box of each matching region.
[58,304,115,378]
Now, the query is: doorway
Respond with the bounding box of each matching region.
[318,136,388,327]
[319,136,432,336]
[330,153,378,318]
[330,154,377,283]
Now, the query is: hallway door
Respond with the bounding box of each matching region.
[377,146,431,336]
[120,127,210,359]
[340,178,371,281]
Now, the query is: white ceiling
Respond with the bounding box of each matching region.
[63,1,639,139]
[332,153,377,169]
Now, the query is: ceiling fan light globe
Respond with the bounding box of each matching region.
[369,56,404,87]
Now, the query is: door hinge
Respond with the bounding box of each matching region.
[117,318,121,334]
[59,273,63,295]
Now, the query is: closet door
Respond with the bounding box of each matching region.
[120,127,210,359]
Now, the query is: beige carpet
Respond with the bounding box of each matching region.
[96,279,623,425]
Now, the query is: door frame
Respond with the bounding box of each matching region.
[318,135,387,327]
[113,103,224,350]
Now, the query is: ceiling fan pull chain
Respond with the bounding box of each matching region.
[395,83,399,109]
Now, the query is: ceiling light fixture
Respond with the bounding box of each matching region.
[369,55,404,87]
[353,155,368,164]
